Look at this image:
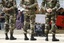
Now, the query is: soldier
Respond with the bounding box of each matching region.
[41,0,60,41]
[2,0,17,40]
[20,0,38,40]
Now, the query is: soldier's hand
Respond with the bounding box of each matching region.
[2,8,9,12]
[22,5,27,8]
[25,6,30,9]
[5,8,10,11]
[5,8,9,10]
[46,8,52,13]
[10,7,14,10]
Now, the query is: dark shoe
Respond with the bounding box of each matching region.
[5,33,9,40]
[10,32,17,40]
[45,38,48,41]
[5,37,9,40]
[52,34,59,41]
[52,38,59,41]
[10,37,17,40]
[30,38,37,40]
[30,34,37,40]
[24,33,29,40]
[24,37,29,40]
[45,34,48,41]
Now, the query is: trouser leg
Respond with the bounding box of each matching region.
[5,15,9,40]
[45,13,51,41]
[9,15,16,40]
[23,14,29,40]
[30,15,36,40]
[51,14,59,41]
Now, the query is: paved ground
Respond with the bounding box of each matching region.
[0,34,64,43]
[0,29,64,43]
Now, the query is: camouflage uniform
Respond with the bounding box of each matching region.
[20,0,38,40]
[2,0,17,40]
[41,0,60,41]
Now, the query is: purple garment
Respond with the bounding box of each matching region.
[16,11,22,29]
[16,19,22,29]
[16,11,24,29]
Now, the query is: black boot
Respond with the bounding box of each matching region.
[45,34,48,41]
[5,33,9,40]
[24,33,29,40]
[10,33,16,40]
[30,34,37,40]
[52,34,59,41]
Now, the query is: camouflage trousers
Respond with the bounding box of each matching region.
[23,11,36,34]
[4,13,16,33]
[45,12,57,34]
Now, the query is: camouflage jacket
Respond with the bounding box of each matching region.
[41,0,60,12]
[20,0,38,11]
[2,0,17,13]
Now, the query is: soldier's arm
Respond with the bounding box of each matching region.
[13,0,17,8]
[1,0,8,13]
[10,0,17,9]
[20,0,26,8]
[27,0,38,8]
[20,0,24,6]
[41,1,46,11]
[52,0,60,11]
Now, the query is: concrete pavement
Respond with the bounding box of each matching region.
[0,34,64,43]
[0,29,64,43]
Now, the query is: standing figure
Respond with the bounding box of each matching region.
[2,0,17,40]
[0,0,4,30]
[41,0,60,41]
[20,0,38,40]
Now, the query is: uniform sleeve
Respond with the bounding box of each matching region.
[20,0,26,8]
[13,0,17,8]
[41,0,46,11]
[52,0,60,11]
[20,0,22,6]
[27,0,38,8]
[10,0,17,9]
[41,0,47,11]
[20,0,24,6]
